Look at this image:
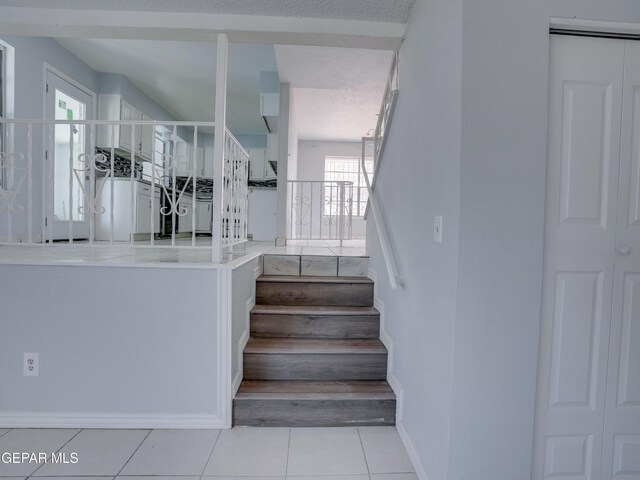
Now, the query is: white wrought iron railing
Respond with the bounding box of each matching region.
[0,118,249,259]
[222,130,249,247]
[287,180,353,244]
[363,50,403,289]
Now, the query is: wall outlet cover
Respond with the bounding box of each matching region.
[23,352,39,377]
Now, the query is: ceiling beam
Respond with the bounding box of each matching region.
[0,7,405,50]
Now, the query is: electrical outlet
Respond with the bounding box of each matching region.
[434,216,443,243]
[23,353,39,377]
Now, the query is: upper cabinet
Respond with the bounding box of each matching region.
[249,147,276,181]
[97,94,154,161]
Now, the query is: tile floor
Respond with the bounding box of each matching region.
[0,240,366,268]
[0,427,415,480]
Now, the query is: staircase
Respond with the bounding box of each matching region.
[234,258,396,427]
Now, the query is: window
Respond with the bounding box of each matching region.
[324,156,373,217]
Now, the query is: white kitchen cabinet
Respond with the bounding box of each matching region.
[140,113,154,160]
[173,138,191,176]
[98,94,154,161]
[248,188,277,241]
[95,179,161,241]
[135,188,161,234]
[249,148,265,180]
[202,146,214,178]
[249,146,276,181]
[196,199,212,233]
[178,194,194,233]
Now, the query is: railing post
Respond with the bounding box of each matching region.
[212,33,228,263]
[339,181,345,247]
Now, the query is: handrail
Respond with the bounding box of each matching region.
[362,50,403,289]
[361,138,403,289]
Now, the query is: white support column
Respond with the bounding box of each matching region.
[275,83,290,246]
[212,33,228,263]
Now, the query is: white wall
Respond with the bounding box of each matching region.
[365,0,462,477]
[449,3,640,480]
[0,264,223,426]
[236,134,267,150]
[98,72,177,122]
[231,256,261,394]
[0,35,101,241]
[298,140,367,239]
[368,0,640,479]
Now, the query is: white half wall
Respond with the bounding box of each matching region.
[231,255,261,395]
[0,264,225,428]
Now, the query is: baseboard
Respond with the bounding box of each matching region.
[396,420,430,480]
[0,412,226,429]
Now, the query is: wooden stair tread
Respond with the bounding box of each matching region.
[236,380,395,400]
[251,305,379,316]
[244,337,387,354]
[258,275,373,284]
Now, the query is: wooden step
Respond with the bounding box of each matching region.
[256,275,374,307]
[233,380,396,427]
[243,338,388,381]
[251,305,380,339]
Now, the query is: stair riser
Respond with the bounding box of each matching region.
[256,282,374,307]
[243,353,387,381]
[251,313,380,339]
[233,399,396,427]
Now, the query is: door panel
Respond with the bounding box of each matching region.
[602,39,640,480]
[543,435,594,480]
[533,35,625,480]
[628,87,640,227]
[549,272,604,411]
[616,274,640,409]
[559,81,614,227]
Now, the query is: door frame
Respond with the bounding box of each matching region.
[42,64,97,241]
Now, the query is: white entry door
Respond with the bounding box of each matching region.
[45,70,94,241]
[534,35,640,480]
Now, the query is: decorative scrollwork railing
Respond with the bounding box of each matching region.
[0,119,250,256]
[287,180,353,242]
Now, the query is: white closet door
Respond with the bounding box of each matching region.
[533,35,625,480]
[601,40,640,480]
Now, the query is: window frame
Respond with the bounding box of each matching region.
[323,155,373,217]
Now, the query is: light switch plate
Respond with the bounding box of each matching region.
[434,216,443,243]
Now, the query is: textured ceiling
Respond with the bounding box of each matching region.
[276,45,392,140]
[0,0,416,23]
[56,38,277,134]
